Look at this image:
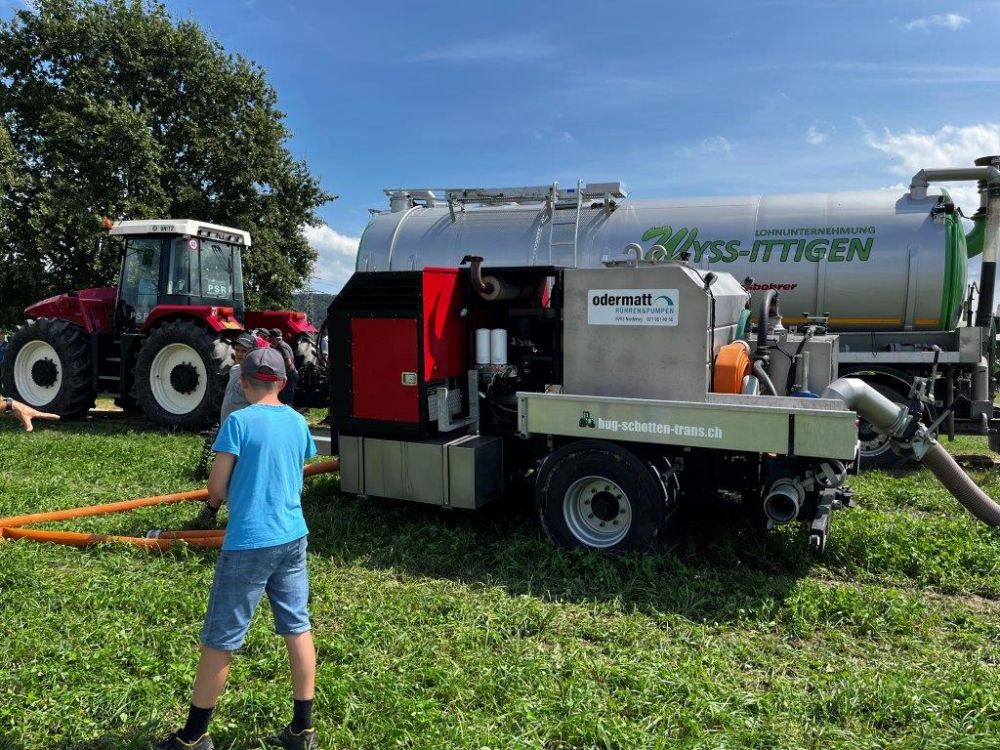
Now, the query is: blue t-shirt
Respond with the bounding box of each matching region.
[213,403,317,551]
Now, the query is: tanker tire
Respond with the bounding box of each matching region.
[134,320,231,429]
[857,382,910,471]
[536,440,672,552]
[1,319,96,418]
[990,428,1000,454]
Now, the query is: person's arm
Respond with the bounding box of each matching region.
[206,451,237,511]
[4,397,60,432]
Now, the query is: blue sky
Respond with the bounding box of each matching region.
[5,0,1000,290]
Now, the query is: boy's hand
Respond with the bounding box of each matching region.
[197,499,222,528]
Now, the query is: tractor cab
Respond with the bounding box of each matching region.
[109,220,249,331]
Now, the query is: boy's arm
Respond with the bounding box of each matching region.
[207,452,237,510]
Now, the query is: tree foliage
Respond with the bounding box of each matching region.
[0,0,332,325]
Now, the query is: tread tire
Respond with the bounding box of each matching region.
[536,440,673,552]
[134,319,231,429]
[1,318,96,418]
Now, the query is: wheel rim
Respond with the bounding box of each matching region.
[563,475,632,548]
[13,340,62,407]
[149,343,207,415]
[858,417,892,459]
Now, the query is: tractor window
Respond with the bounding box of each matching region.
[118,238,162,327]
[200,240,237,300]
[168,237,202,296]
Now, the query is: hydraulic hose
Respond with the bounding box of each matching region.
[752,360,778,396]
[756,289,780,357]
[823,377,1000,526]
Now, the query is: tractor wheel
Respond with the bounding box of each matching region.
[134,320,232,429]
[1,319,96,418]
[536,440,677,552]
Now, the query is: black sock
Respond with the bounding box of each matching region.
[291,698,313,733]
[178,703,214,743]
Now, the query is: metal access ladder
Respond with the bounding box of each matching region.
[548,180,584,265]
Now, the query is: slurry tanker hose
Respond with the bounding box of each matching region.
[921,443,1000,526]
[822,378,1000,526]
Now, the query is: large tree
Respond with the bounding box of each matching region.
[0,0,332,325]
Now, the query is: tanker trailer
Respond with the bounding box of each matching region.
[356,157,1000,468]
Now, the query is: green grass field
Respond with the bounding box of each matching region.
[2,419,1000,749]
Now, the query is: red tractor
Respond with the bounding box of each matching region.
[1,219,324,428]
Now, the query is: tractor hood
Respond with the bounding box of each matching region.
[25,288,117,333]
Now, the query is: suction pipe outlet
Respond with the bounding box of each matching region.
[823,377,1000,526]
[763,478,803,524]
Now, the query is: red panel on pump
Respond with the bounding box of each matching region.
[351,318,419,422]
[421,268,468,380]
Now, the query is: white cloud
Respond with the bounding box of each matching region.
[864,123,1000,212]
[681,135,733,158]
[806,125,829,145]
[417,33,557,63]
[904,13,970,31]
[303,223,360,293]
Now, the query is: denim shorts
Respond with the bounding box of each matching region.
[200,535,310,651]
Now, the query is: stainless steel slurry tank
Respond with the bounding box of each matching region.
[356,187,969,332]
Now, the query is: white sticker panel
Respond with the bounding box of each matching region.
[587,288,679,326]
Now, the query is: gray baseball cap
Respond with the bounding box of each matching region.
[234,332,257,350]
[243,347,286,381]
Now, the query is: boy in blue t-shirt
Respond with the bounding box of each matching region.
[159,348,318,750]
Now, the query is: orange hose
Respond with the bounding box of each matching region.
[153,529,227,539]
[713,340,752,394]
[0,527,224,550]
[0,459,339,552]
[0,459,339,529]
[0,489,208,529]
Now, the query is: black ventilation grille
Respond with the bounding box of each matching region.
[330,272,420,315]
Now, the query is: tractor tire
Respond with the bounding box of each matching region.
[134,320,232,429]
[536,440,676,552]
[1,319,96,418]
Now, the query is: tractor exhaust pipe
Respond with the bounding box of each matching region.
[823,378,1000,526]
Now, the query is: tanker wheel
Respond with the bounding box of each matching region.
[857,382,910,471]
[536,440,674,552]
[134,320,231,429]
[1,319,96,418]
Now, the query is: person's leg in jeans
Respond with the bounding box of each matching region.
[266,537,315,739]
